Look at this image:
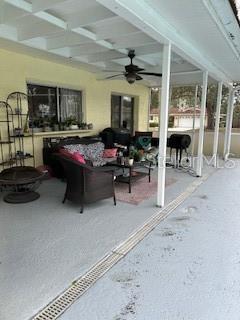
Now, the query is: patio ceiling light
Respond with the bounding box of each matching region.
[126,73,136,84]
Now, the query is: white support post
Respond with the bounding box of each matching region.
[223,89,235,160]
[212,82,223,167]
[191,85,198,157]
[196,71,208,177]
[157,42,171,207]
[223,90,231,156]
[147,87,151,132]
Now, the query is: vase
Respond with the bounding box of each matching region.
[128,158,134,166]
[70,124,79,130]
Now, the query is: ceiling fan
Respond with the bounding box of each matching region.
[103,50,162,84]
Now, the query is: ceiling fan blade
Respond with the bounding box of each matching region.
[136,75,143,80]
[138,72,162,77]
[102,70,124,72]
[105,74,124,79]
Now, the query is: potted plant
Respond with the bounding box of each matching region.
[79,122,88,130]
[42,117,52,132]
[51,116,59,131]
[30,118,43,133]
[87,123,93,130]
[65,117,79,130]
[129,148,142,162]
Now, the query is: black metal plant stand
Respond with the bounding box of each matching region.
[0,92,40,203]
[5,91,35,167]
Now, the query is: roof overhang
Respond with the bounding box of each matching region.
[0,0,239,87]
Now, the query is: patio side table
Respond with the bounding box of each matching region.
[108,160,152,193]
[0,166,45,203]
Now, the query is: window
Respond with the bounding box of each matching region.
[27,83,82,130]
[59,88,82,123]
[28,84,57,121]
[111,94,134,133]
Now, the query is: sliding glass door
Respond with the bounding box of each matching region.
[111,95,134,133]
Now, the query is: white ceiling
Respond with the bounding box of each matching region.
[0,0,239,86]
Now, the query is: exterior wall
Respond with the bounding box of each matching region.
[0,48,149,166]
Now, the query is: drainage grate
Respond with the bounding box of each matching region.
[31,173,210,320]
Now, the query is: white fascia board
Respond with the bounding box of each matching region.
[96,0,233,84]
[205,0,240,61]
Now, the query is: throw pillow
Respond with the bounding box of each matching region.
[103,148,118,158]
[71,152,86,164]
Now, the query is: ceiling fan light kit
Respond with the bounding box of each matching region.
[103,50,162,84]
[126,73,136,84]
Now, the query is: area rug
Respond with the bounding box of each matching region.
[115,175,177,205]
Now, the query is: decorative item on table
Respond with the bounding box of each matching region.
[138,149,145,161]
[127,157,134,166]
[87,123,93,130]
[129,147,142,162]
[117,150,123,164]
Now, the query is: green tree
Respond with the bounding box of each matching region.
[150,89,160,109]
[171,86,197,107]
[150,83,240,129]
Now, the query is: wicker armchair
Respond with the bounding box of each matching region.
[57,155,116,213]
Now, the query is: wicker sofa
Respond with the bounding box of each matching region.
[57,154,116,213]
[43,136,114,178]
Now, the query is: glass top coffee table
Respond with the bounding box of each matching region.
[108,160,152,193]
[0,166,45,203]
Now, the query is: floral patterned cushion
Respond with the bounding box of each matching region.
[64,142,106,166]
[85,142,106,166]
[64,144,86,155]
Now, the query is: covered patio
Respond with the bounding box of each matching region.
[0,163,216,320]
[0,0,240,320]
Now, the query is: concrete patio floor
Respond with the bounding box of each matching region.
[59,159,240,320]
[0,163,215,320]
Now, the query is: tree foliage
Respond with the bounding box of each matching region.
[150,83,240,129]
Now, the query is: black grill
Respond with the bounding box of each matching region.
[168,134,191,165]
[168,134,191,149]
